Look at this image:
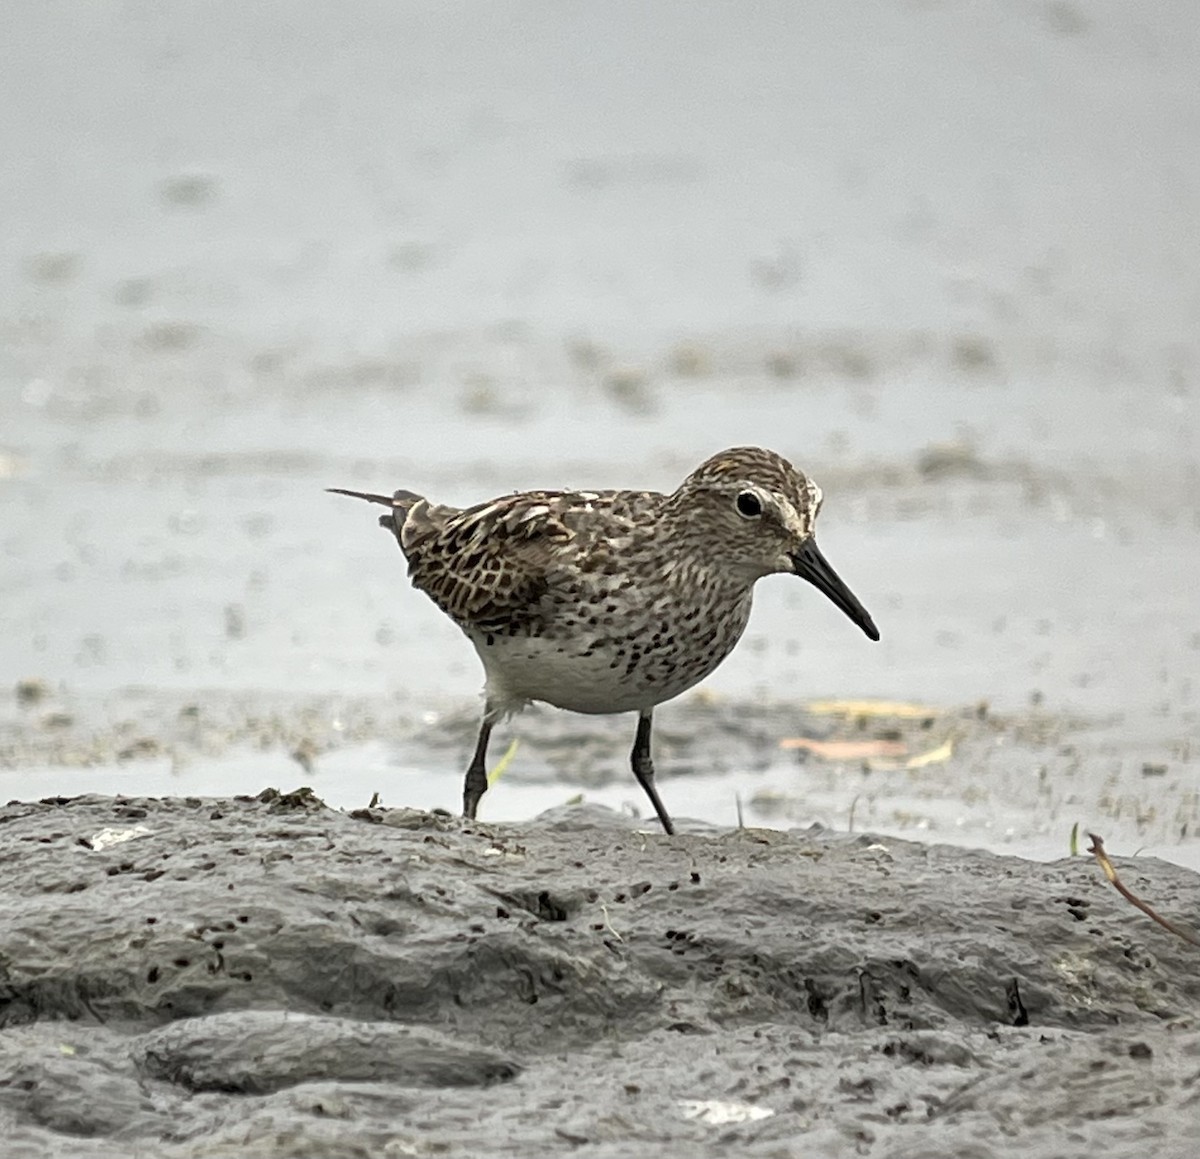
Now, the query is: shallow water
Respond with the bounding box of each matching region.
[2,1,1198,872]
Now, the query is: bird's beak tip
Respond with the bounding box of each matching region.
[791,539,879,642]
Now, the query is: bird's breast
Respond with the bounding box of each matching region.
[467,590,753,716]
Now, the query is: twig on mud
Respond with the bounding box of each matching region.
[599,902,624,943]
[1087,832,1200,948]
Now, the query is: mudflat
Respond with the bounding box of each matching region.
[1,791,1196,1157]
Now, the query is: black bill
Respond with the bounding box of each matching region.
[790,538,880,641]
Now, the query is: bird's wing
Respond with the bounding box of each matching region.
[403,490,644,635]
[399,491,575,633]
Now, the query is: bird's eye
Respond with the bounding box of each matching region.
[735,491,763,519]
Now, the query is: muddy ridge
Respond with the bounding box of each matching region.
[0,792,1196,1157]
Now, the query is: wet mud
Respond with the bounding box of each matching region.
[1,792,1197,1158]
[3,684,1196,870]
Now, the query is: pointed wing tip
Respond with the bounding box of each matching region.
[326,487,394,506]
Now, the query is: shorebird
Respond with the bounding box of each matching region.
[330,446,878,834]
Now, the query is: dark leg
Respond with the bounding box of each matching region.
[630,710,675,835]
[463,714,494,821]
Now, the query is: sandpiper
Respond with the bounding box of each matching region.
[330,446,878,834]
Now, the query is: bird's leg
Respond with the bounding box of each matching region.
[630,709,675,835]
[462,712,494,821]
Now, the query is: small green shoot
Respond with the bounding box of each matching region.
[487,738,520,787]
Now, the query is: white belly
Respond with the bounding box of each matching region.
[470,628,740,718]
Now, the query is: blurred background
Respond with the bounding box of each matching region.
[2,1,1198,862]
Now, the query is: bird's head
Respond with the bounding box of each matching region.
[671,446,879,641]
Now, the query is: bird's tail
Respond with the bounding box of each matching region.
[326,487,394,506]
[327,487,425,540]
